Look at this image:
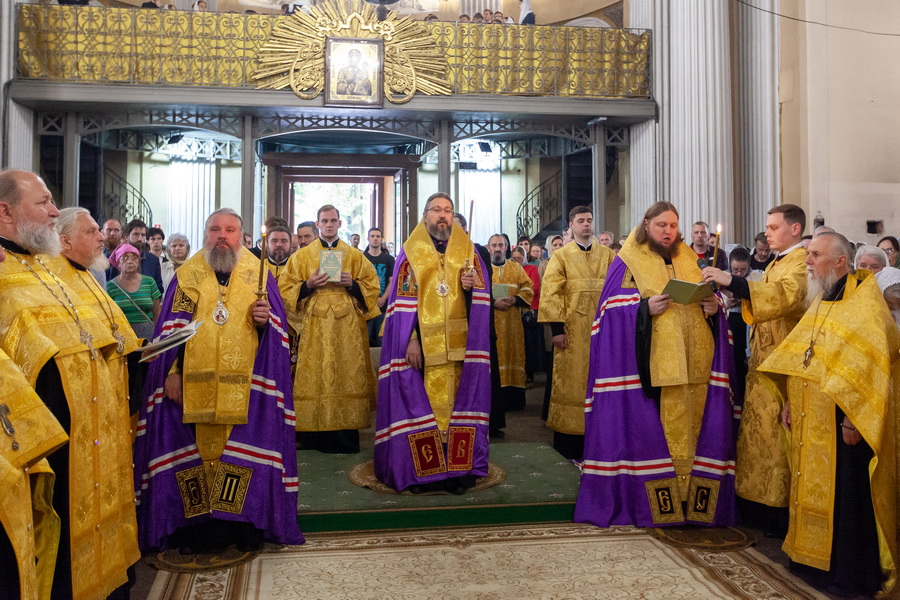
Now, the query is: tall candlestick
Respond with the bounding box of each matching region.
[712,223,721,268]
[257,225,267,297]
[468,199,474,234]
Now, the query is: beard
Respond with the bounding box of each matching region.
[16,218,61,257]
[491,252,505,266]
[104,237,120,251]
[805,268,840,307]
[268,248,289,264]
[647,238,680,261]
[205,243,239,273]
[91,255,110,272]
[426,220,451,242]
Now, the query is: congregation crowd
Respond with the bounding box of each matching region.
[0,167,899,599]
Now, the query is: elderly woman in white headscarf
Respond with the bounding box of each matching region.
[876,266,900,329]
[855,245,888,275]
[161,232,190,293]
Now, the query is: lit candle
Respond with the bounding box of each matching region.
[257,225,267,295]
[712,223,722,268]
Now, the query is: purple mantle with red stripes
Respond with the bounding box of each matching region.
[132,274,303,551]
[373,248,492,492]
[574,256,737,528]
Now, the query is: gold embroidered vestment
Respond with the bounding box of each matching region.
[491,261,534,388]
[538,241,614,435]
[736,247,808,507]
[617,232,715,499]
[0,253,139,600]
[279,239,379,431]
[759,271,900,595]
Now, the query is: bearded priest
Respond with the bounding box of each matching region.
[132,208,303,554]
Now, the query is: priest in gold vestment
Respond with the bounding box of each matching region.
[51,208,143,415]
[279,204,380,453]
[702,204,808,532]
[0,242,68,600]
[538,206,615,459]
[488,234,534,411]
[0,170,139,600]
[760,233,900,597]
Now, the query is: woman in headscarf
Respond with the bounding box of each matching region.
[876,266,900,329]
[107,243,162,340]
[161,232,190,293]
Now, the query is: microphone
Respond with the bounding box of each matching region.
[697,258,718,292]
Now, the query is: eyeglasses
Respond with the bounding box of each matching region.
[427,208,454,215]
[881,247,897,255]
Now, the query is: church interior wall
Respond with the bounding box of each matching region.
[500,157,526,244]
[779,0,900,242]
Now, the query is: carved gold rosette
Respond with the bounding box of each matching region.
[252,0,450,104]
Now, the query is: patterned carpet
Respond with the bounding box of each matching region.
[146,523,829,600]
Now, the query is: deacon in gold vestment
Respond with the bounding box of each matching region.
[0,170,139,600]
[488,234,534,410]
[279,205,379,453]
[760,233,900,597]
[538,206,614,459]
[0,241,68,600]
[702,204,808,528]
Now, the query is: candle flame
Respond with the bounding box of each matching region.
[716,223,721,234]
[261,225,267,235]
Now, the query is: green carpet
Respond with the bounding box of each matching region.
[296,442,580,533]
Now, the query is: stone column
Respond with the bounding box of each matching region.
[437,120,452,194]
[629,0,735,234]
[240,115,256,229]
[736,0,780,242]
[591,124,607,232]
[5,102,35,171]
[63,113,81,208]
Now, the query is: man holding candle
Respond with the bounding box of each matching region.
[574,201,736,528]
[132,208,303,555]
[701,204,808,535]
[279,205,380,454]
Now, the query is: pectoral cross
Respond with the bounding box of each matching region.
[803,343,814,370]
[0,404,19,451]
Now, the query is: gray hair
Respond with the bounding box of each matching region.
[855,245,888,270]
[817,232,856,273]
[167,232,190,250]
[57,207,91,238]
[204,208,243,231]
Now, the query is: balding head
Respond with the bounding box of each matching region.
[0,169,61,256]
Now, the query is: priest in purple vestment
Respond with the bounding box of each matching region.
[133,208,303,553]
[574,202,737,528]
[374,193,492,494]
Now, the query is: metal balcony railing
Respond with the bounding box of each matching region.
[103,165,153,227]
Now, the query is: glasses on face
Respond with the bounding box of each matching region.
[881,247,897,255]
[427,208,454,215]
[119,254,139,263]
[731,268,749,277]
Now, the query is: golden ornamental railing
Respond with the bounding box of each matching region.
[15,5,650,99]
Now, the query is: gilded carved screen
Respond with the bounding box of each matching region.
[16,4,650,99]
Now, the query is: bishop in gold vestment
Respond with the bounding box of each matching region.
[0,170,139,600]
[488,235,534,410]
[538,238,614,454]
[760,237,900,597]
[279,210,379,452]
